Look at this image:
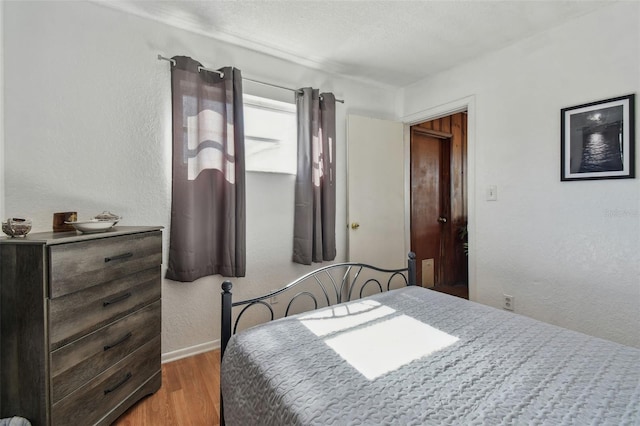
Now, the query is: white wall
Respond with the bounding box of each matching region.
[402,2,640,348]
[2,1,398,360]
[5,1,637,357]
[0,1,4,220]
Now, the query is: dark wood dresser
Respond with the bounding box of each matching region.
[0,226,162,425]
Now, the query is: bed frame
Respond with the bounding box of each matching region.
[219,252,416,424]
[219,252,640,425]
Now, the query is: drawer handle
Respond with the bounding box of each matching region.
[103,292,132,307]
[104,252,133,263]
[103,332,133,351]
[103,372,132,395]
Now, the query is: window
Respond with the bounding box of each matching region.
[243,94,296,174]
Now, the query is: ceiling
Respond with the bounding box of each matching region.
[97,0,610,88]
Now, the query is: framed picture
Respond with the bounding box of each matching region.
[561,94,635,181]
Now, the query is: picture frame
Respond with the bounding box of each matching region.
[561,94,635,181]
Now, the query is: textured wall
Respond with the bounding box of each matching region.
[402,2,640,348]
[2,1,398,359]
[5,1,637,358]
[0,1,4,220]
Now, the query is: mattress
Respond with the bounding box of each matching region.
[221,286,640,425]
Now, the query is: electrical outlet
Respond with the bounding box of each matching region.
[503,294,514,311]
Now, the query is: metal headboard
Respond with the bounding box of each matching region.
[218,252,416,425]
[220,252,416,355]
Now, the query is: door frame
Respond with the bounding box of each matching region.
[402,95,477,301]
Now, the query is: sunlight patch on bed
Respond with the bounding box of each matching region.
[299,302,459,380]
[325,315,458,380]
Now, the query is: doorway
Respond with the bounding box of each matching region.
[410,112,468,298]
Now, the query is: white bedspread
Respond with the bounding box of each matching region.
[221,286,640,425]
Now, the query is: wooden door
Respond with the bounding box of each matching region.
[410,113,467,287]
[347,115,405,269]
[410,130,450,286]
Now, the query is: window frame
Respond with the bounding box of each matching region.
[243,94,297,175]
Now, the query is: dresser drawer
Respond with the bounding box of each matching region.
[49,267,160,350]
[52,336,161,426]
[49,231,162,298]
[51,300,161,403]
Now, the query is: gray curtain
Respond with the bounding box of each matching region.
[166,56,246,282]
[293,88,337,264]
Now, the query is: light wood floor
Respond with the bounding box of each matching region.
[114,350,221,426]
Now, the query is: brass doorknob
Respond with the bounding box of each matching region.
[351,222,360,230]
[438,217,447,223]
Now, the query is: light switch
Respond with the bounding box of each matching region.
[487,185,498,201]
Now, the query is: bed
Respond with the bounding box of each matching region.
[219,254,640,425]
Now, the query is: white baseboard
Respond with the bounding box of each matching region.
[161,339,221,364]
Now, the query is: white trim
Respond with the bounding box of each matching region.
[161,339,220,364]
[243,93,295,112]
[403,95,473,125]
[401,95,477,301]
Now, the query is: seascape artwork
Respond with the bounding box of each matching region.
[570,105,624,174]
[561,94,634,181]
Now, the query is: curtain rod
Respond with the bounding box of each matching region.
[157,54,344,104]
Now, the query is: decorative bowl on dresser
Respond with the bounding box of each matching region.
[0,226,163,426]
